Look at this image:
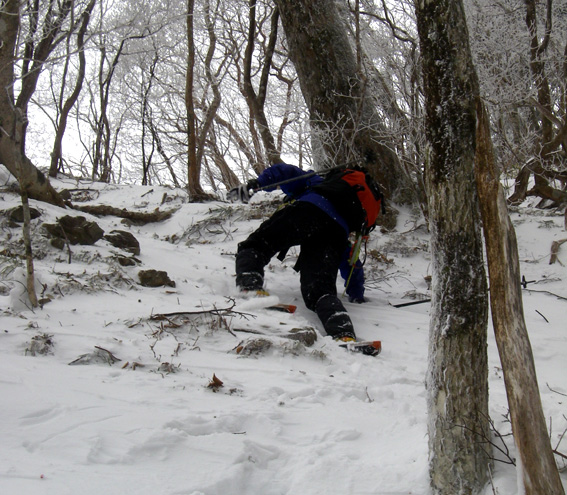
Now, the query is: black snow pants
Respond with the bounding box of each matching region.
[235,201,356,339]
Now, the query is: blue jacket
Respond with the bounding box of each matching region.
[256,163,365,300]
[256,163,352,233]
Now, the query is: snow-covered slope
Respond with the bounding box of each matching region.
[0,175,565,495]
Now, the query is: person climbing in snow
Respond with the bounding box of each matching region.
[228,162,383,355]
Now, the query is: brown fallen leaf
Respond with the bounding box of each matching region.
[208,373,224,390]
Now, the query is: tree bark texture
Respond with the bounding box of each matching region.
[242,0,281,167]
[16,0,73,150]
[21,187,39,309]
[185,0,209,201]
[49,0,97,178]
[273,0,409,202]
[475,99,565,495]
[508,0,567,206]
[414,1,490,493]
[0,0,64,206]
[196,0,223,177]
[93,39,125,183]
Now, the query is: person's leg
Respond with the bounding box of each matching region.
[314,294,355,340]
[298,223,355,339]
[235,247,267,290]
[235,202,322,291]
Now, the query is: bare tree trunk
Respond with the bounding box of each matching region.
[49,0,97,178]
[273,0,409,203]
[147,119,180,188]
[141,52,159,186]
[414,1,490,493]
[507,162,532,206]
[20,187,39,309]
[196,0,223,173]
[213,152,240,190]
[16,0,73,150]
[242,0,281,167]
[91,18,150,183]
[526,0,553,147]
[93,41,122,182]
[475,99,565,495]
[0,0,64,206]
[185,0,210,201]
[213,114,258,172]
[509,0,567,206]
[207,129,240,190]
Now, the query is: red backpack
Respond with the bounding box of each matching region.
[313,166,383,233]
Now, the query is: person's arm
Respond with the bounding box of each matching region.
[256,163,313,195]
[229,162,315,202]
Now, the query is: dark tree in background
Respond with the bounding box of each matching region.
[241,0,281,168]
[0,0,65,205]
[273,0,412,205]
[49,0,97,179]
[508,0,567,206]
[185,0,210,201]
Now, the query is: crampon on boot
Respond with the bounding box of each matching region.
[335,336,382,357]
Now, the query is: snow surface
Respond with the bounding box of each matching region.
[0,175,566,495]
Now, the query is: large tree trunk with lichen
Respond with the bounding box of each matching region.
[272,0,410,205]
[414,1,490,493]
[475,99,565,495]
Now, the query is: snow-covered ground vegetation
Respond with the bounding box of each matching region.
[1,174,566,494]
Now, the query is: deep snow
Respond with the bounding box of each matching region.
[0,174,565,495]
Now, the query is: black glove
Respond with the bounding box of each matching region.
[228,185,251,203]
[228,180,260,204]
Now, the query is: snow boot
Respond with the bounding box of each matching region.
[236,271,264,292]
[315,294,355,338]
